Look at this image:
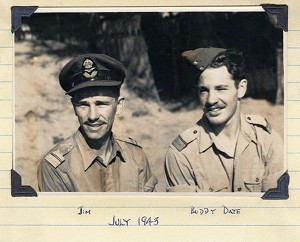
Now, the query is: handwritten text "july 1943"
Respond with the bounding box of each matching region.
[108,215,159,226]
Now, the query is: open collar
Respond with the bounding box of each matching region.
[75,130,124,171]
[197,114,257,155]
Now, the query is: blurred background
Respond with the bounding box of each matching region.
[15,11,284,192]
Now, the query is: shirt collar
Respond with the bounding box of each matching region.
[75,130,124,171]
[197,114,257,154]
[198,117,214,153]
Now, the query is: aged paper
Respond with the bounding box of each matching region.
[0,0,300,241]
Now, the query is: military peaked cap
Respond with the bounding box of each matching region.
[59,53,126,94]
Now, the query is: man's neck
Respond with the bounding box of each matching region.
[80,129,112,150]
[210,109,241,142]
[208,109,241,158]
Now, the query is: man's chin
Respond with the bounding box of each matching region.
[85,132,107,140]
[205,115,225,126]
[83,128,112,141]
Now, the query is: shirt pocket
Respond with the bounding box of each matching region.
[243,168,264,192]
[199,177,228,192]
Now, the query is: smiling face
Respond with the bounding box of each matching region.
[198,66,247,127]
[71,87,124,144]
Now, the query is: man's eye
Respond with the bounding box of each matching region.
[198,88,208,93]
[216,86,228,91]
[95,102,110,106]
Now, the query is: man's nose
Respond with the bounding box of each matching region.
[207,91,218,105]
[88,105,98,122]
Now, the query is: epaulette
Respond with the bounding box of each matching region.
[244,114,272,133]
[172,126,200,152]
[115,136,142,148]
[44,138,74,168]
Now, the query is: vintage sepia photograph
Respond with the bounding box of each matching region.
[14,8,285,193]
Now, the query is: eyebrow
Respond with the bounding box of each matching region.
[75,99,113,105]
[75,100,89,105]
[198,85,230,88]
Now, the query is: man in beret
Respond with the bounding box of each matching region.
[164,47,284,192]
[38,53,157,192]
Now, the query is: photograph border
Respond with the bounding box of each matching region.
[11,5,288,199]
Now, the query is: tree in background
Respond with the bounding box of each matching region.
[17,11,283,106]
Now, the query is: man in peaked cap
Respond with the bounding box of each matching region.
[38,53,157,192]
[164,47,284,192]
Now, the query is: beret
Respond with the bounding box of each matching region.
[181,47,226,72]
[59,53,126,94]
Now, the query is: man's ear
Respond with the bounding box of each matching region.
[70,97,78,117]
[116,97,125,116]
[237,79,247,99]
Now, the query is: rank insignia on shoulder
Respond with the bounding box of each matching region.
[172,135,187,152]
[44,139,74,168]
[245,114,272,133]
[44,151,64,168]
[172,126,200,151]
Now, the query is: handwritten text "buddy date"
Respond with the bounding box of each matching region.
[191,206,241,215]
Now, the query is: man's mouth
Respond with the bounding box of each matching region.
[205,106,224,116]
[84,122,106,131]
[87,123,103,127]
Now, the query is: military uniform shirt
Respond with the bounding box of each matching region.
[165,114,284,192]
[38,130,157,192]
[208,128,239,191]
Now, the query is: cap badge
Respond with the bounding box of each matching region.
[82,58,98,79]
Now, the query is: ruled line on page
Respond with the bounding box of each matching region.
[0,224,299,227]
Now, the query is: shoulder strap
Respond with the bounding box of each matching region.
[114,135,142,148]
[172,126,200,152]
[44,137,74,168]
[244,114,272,133]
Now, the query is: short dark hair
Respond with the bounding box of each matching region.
[208,49,246,87]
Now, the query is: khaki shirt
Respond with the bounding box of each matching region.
[165,114,284,192]
[38,131,157,192]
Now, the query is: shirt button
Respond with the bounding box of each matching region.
[255,178,259,182]
[193,130,197,134]
[247,117,251,120]
[209,188,213,192]
[237,187,242,191]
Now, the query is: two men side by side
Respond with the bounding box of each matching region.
[38,48,284,193]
